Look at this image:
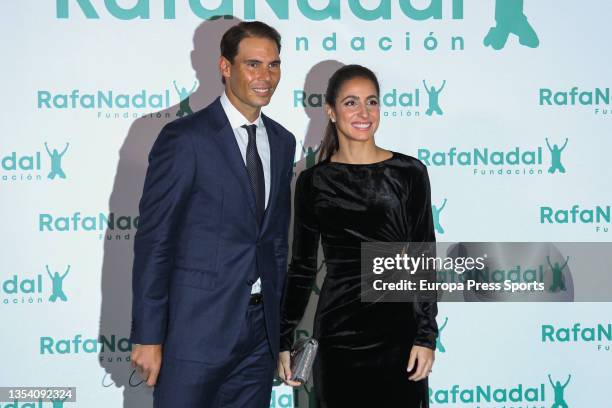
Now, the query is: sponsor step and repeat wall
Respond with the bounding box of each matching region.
[1,1,611,407]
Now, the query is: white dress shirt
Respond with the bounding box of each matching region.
[220,92,271,294]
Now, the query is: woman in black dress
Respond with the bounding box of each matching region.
[278,65,438,407]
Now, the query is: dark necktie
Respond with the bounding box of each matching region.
[241,124,265,224]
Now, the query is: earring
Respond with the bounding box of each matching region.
[331,118,336,123]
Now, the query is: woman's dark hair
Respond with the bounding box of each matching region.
[220,21,281,64]
[318,64,380,163]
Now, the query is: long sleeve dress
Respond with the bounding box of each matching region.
[280,152,438,408]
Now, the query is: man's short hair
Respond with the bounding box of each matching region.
[220,21,282,64]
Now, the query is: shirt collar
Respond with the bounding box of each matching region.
[220,91,263,130]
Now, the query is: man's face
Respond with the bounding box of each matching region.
[220,36,281,116]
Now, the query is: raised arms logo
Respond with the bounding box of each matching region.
[547,256,568,292]
[45,142,69,180]
[484,0,539,50]
[548,374,571,408]
[173,80,198,117]
[423,80,446,116]
[432,199,448,235]
[545,138,567,174]
[300,141,321,170]
[436,316,448,352]
[47,265,70,302]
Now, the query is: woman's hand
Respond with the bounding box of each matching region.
[407,345,435,381]
[278,351,302,387]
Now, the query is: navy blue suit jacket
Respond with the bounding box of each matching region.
[130,97,296,363]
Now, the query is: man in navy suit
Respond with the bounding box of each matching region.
[130,21,296,408]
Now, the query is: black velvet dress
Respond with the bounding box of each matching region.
[280,152,438,408]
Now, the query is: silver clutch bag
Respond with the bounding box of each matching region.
[290,337,318,384]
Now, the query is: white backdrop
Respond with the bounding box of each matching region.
[1,1,611,407]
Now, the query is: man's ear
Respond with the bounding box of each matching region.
[219,56,231,81]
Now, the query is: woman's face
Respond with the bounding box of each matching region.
[327,77,380,144]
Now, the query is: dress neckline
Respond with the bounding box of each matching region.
[327,151,396,167]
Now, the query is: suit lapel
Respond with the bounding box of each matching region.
[209,98,257,219]
[260,114,282,234]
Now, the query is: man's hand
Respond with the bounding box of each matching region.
[277,351,302,387]
[131,344,163,386]
[407,345,435,381]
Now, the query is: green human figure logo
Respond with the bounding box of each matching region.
[47,265,70,302]
[547,256,569,292]
[45,142,69,180]
[546,138,568,174]
[432,199,447,234]
[173,80,198,117]
[548,374,571,408]
[423,80,446,116]
[51,396,69,407]
[301,141,321,170]
[484,0,540,50]
[436,317,448,352]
